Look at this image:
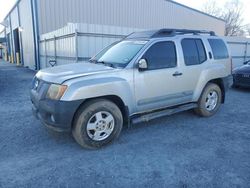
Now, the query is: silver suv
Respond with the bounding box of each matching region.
[30,29,232,149]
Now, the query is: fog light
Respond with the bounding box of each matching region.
[51,115,56,123]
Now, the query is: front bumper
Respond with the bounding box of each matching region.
[30,89,83,132]
[233,73,250,88]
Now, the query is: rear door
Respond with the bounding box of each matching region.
[177,38,209,100]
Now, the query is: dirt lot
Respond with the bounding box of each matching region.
[0,61,250,188]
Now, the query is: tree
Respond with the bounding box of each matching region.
[244,24,250,36]
[202,0,221,17]
[202,0,245,36]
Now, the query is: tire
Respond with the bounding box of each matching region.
[72,99,123,149]
[194,83,222,117]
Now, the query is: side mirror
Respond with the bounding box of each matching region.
[138,59,148,71]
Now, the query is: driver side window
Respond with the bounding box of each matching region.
[142,41,177,70]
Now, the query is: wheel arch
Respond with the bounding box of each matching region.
[71,95,130,129]
[207,78,225,103]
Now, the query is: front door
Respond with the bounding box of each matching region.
[134,40,193,112]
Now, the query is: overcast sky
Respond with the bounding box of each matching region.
[1,0,250,32]
[174,0,250,25]
[0,0,16,32]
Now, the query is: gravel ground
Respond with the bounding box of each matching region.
[0,60,250,188]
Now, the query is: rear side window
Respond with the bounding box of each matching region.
[181,39,207,66]
[143,41,177,70]
[208,39,229,59]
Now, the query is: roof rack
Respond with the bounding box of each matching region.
[126,28,216,39]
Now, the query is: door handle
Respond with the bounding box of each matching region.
[172,71,183,76]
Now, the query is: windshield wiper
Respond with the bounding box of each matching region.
[89,59,97,63]
[96,61,115,68]
[89,59,116,68]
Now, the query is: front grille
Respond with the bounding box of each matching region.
[234,74,250,84]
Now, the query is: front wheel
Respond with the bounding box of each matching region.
[72,99,123,149]
[195,83,222,117]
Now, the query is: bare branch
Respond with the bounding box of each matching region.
[202,0,221,17]
[202,0,246,36]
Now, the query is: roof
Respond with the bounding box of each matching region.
[166,0,225,22]
[3,0,225,23]
[125,29,216,39]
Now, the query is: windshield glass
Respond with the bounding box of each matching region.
[91,40,147,68]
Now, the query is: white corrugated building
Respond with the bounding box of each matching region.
[2,0,248,70]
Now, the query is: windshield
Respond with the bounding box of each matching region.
[90,40,147,68]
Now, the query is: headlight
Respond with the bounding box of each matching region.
[46,84,68,100]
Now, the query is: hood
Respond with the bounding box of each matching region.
[234,64,250,74]
[36,63,118,84]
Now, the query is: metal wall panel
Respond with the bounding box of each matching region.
[4,17,12,57]
[39,23,135,68]
[9,7,19,63]
[39,23,250,69]
[3,0,227,70]
[5,16,11,34]
[10,7,19,30]
[19,0,36,69]
[224,37,250,68]
[37,0,225,35]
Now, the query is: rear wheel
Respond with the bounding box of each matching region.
[72,99,123,149]
[195,83,222,117]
